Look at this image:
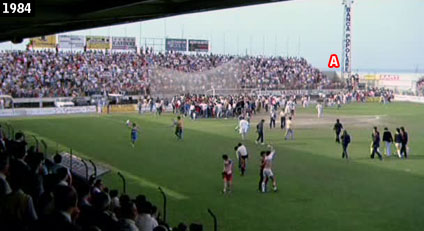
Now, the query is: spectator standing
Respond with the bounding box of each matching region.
[255,119,265,145]
[394,128,402,158]
[400,127,409,159]
[341,130,351,159]
[370,127,383,160]
[382,127,393,157]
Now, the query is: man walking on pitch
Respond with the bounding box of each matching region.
[130,123,139,148]
[237,117,249,140]
[175,116,184,140]
[316,102,323,118]
[222,154,233,194]
[284,117,294,140]
[333,119,343,143]
[258,151,267,191]
[370,127,383,160]
[394,128,402,158]
[279,109,286,130]
[235,143,248,176]
[261,145,277,192]
[341,130,351,159]
[400,126,408,159]
[256,119,265,145]
[382,127,393,157]
[269,110,276,129]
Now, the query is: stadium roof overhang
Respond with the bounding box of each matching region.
[0,0,288,43]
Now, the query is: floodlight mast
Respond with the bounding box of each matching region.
[341,0,353,80]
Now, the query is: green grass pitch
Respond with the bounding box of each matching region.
[4,102,424,231]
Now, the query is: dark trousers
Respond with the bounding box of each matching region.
[259,169,264,191]
[400,143,408,158]
[335,131,341,143]
[270,118,275,129]
[280,117,286,129]
[256,132,264,143]
[370,146,382,159]
[175,127,182,139]
[342,144,349,159]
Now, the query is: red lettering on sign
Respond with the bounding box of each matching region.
[328,54,340,68]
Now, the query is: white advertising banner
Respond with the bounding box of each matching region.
[58,35,85,49]
[0,106,96,117]
[394,95,424,104]
[112,37,136,50]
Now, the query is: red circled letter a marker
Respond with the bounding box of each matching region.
[328,54,340,68]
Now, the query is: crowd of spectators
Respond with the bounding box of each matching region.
[416,77,424,96]
[0,50,339,98]
[0,131,203,231]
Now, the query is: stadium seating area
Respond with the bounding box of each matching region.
[0,50,342,98]
[0,132,200,231]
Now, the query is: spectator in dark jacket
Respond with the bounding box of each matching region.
[341,130,351,159]
[370,127,383,160]
[382,127,393,157]
[400,127,408,159]
[333,119,343,143]
[394,128,402,158]
[256,120,265,145]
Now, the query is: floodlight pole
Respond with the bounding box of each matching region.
[341,0,354,80]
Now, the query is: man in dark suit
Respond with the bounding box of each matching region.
[400,127,408,159]
[341,130,351,159]
[256,119,265,145]
[382,127,393,157]
[333,119,343,143]
[370,127,383,160]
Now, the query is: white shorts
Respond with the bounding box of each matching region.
[263,168,274,178]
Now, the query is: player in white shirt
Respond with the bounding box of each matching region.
[316,103,323,118]
[234,143,248,176]
[236,117,250,140]
[261,145,277,192]
[222,154,233,194]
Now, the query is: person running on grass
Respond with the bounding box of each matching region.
[222,154,233,194]
[341,130,351,159]
[130,123,139,148]
[261,145,277,192]
[234,143,248,176]
[175,116,184,140]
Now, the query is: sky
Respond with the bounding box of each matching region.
[1,0,423,72]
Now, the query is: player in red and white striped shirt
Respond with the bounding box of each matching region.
[222,154,233,194]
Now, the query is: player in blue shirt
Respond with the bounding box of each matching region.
[130,123,139,148]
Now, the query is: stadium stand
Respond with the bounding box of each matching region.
[0,130,202,231]
[0,50,343,98]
